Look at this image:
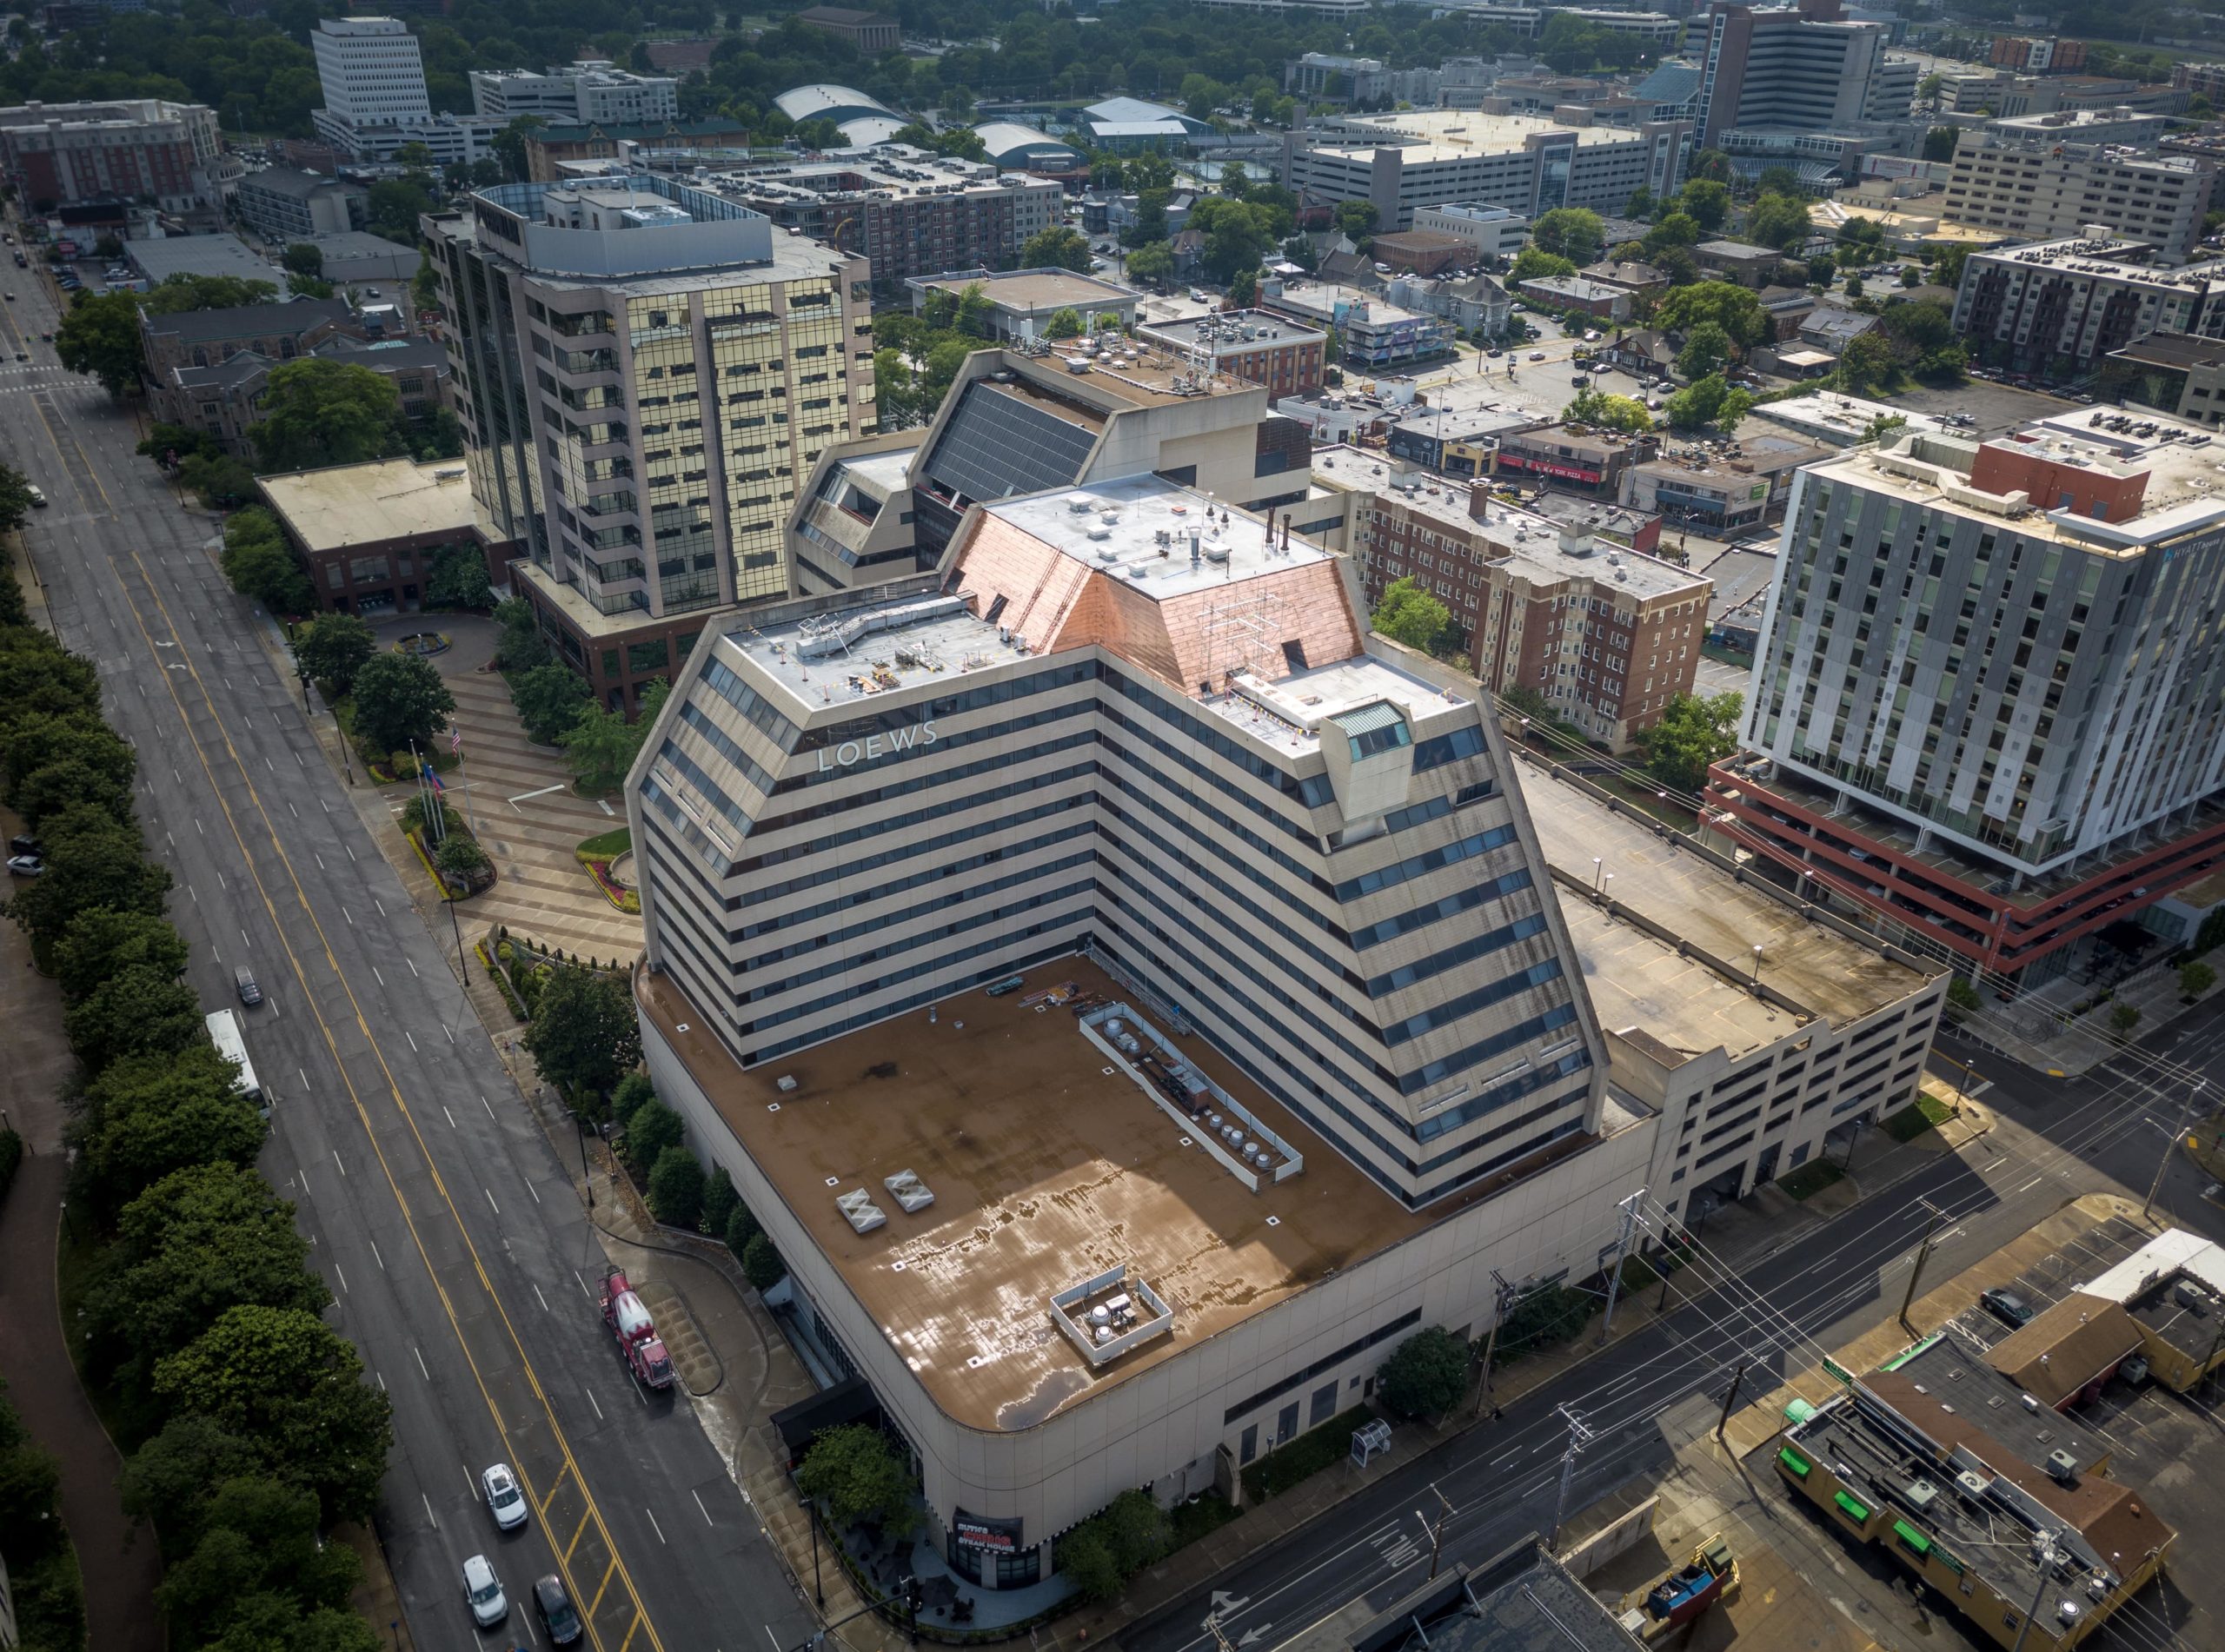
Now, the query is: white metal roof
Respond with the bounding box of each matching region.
[2081,1228,2225,1304]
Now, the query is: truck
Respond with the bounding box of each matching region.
[204,1009,267,1118]
[1616,1535,1736,1642]
[599,1268,675,1390]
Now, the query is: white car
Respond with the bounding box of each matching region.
[482,1463,528,1530]
[1529,350,1546,362]
[5,853,42,877]
[24,483,44,508]
[462,1554,508,1628]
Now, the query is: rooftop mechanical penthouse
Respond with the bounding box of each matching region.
[627,473,1656,1582]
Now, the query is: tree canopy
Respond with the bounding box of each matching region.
[220,508,314,617]
[1530,207,1604,266]
[1020,225,1092,272]
[350,651,455,756]
[522,965,642,1102]
[1372,577,1456,657]
[1653,282,1770,352]
[1378,1326,1470,1419]
[294,612,377,695]
[796,1424,918,1536]
[1564,388,1652,435]
[1662,372,1753,435]
[1635,691,1744,793]
[250,360,408,474]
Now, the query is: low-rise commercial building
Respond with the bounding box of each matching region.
[1523,492,1661,557]
[0,96,236,216]
[1951,235,2225,379]
[1693,238,1784,288]
[1136,309,1328,399]
[1383,406,1542,478]
[1777,1337,2175,1652]
[788,344,1318,598]
[1411,202,1531,262]
[714,156,1063,301]
[1365,230,1471,277]
[2107,331,2225,428]
[1347,463,1707,748]
[140,295,367,383]
[256,456,506,616]
[1578,259,1668,299]
[523,118,756,182]
[1624,434,1834,534]
[1283,110,1689,231]
[1516,274,1631,321]
[152,333,449,454]
[971,123,1083,176]
[1494,422,1651,496]
[469,62,680,126]
[1385,271,1510,335]
[235,166,367,241]
[1943,132,2214,266]
[1257,278,1453,368]
[1747,390,1947,448]
[907,268,1139,343]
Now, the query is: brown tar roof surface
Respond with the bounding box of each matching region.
[1986,1294,2148,1409]
[639,959,1585,1432]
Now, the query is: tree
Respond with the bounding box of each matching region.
[144,275,278,315]
[412,249,440,312]
[2182,959,2217,999]
[610,1071,656,1129]
[796,1424,917,1536]
[1743,191,1813,252]
[1020,225,1092,272]
[1564,388,1652,434]
[723,1201,761,1261]
[1944,977,1982,1024]
[742,1231,786,1290]
[1634,691,1743,792]
[512,661,591,745]
[1126,239,1175,289]
[1510,246,1577,283]
[493,115,546,182]
[522,965,641,1101]
[434,833,488,880]
[1378,1326,1468,1419]
[648,1145,707,1229]
[1059,1524,1124,1602]
[154,1306,393,1524]
[1332,201,1378,244]
[1372,576,1454,656]
[251,360,405,474]
[1675,321,1733,380]
[80,1045,266,1211]
[221,508,313,616]
[63,963,206,1071]
[1835,328,1896,394]
[2110,1003,2142,1037]
[367,176,435,243]
[1687,149,1733,184]
[621,1101,685,1176]
[155,1475,361,1649]
[1044,307,1085,341]
[2,707,135,819]
[560,684,661,794]
[91,1162,324,1390]
[54,289,147,395]
[954,282,995,339]
[1639,213,1701,261]
[1531,207,1605,266]
[0,461,35,534]
[495,596,550,671]
[53,908,189,1005]
[1229,266,1259,308]
[1676,180,1730,232]
[1923,125,1961,163]
[294,611,375,694]
[349,651,455,753]
[1933,244,1971,292]
[702,1165,741,1237]
[1187,195,1281,282]
[121,1415,262,1554]
[282,242,323,276]
[1654,282,1770,352]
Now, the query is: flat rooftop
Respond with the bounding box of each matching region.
[129,233,282,284]
[833,443,918,497]
[912,269,1136,312]
[1811,408,2225,553]
[1518,756,1936,1034]
[987,472,1335,599]
[640,958,1594,1430]
[1204,651,1476,759]
[1972,235,2225,289]
[1306,109,1646,157]
[1750,391,1948,444]
[256,457,479,554]
[1140,309,1325,348]
[1262,281,1433,329]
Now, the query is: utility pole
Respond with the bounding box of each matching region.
[1597,1188,1644,1346]
[2009,1531,2060,1652]
[2146,1078,2206,1220]
[1715,1359,1749,1443]
[1471,1269,1518,1418]
[1547,1405,1594,1549]
[1416,1483,1456,1579]
[1898,1199,1946,1335]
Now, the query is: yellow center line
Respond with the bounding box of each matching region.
[540,1460,572,1515]
[588,1556,621,1621]
[566,1507,594,1565]
[617,1612,644,1652]
[107,548,661,1652]
[24,388,116,520]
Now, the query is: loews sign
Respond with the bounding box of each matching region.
[814,717,940,773]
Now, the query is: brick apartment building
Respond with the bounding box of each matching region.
[1352,472,1711,748]
[1137,309,1327,398]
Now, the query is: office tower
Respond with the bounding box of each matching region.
[1696,0,1905,149]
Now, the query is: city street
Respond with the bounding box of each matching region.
[1,275,811,1652]
[1125,1020,2225,1652]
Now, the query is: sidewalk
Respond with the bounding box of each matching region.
[1957,959,2225,1078]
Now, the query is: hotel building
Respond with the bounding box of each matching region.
[422,175,874,712]
[628,465,1944,1585]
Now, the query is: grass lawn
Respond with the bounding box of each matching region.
[577,826,632,859]
[1777,1158,1844,1202]
[1241,1404,1379,1503]
[1883,1091,1957,1143]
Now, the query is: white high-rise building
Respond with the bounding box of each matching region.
[310,16,430,128]
[468,62,681,126]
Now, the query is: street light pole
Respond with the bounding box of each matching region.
[2009,1532,2060,1652]
[1417,1483,1455,1579]
[2147,1079,2206,1219]
[1898,1200,1945,1335]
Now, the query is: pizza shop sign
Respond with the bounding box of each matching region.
[814,717,940,773]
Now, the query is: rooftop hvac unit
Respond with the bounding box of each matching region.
[2175,1279,2209,1313]
[1904,1479,1939,1512]
[1955,1470,1991,1501]
[776,1074,800,1092]
[2046,1449,2080,1484]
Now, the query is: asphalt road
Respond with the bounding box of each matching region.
[1126,1024,2225,1652]
[1,274,813,1652]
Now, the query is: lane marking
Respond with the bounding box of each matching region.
[692,1489,712,1527]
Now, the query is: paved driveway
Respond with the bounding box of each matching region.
[369,615,644,964]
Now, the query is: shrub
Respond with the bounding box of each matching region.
[0,1126,22,1201]
[723,1201,760,1260]
[702,1165,740,1237]
[610,1071,655,1127]
[646,1145,705,1229]
[2110,1003,2143,1036]
[621,1100,684,1176]
[741,1231,785,1290]
[2182,959,2217,999]
[1377,1327,1469,1419]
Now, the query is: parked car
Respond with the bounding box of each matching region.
[1980,1286,2034,1328]
[6,853,42,877]
[462,1555,508,1628]
[8,834,37,857]
[481,1463,527,1530]
[534,1575,584,1645]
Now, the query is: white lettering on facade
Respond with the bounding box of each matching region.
[814,719,939,773]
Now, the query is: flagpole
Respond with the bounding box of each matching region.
[452,725,479,836]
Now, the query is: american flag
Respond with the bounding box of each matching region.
[448,726,462,755]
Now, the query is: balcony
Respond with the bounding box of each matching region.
[581,489,638,519]
[558,348,620,376]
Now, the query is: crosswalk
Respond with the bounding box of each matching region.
[0,362,73,392]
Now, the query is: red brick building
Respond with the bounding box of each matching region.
[1354,479,1711,749]
[0,97,235,216]
[1137,309,1327,398]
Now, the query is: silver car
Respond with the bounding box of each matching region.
[462,1554,508,1628]
[481,1463,528,1530]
